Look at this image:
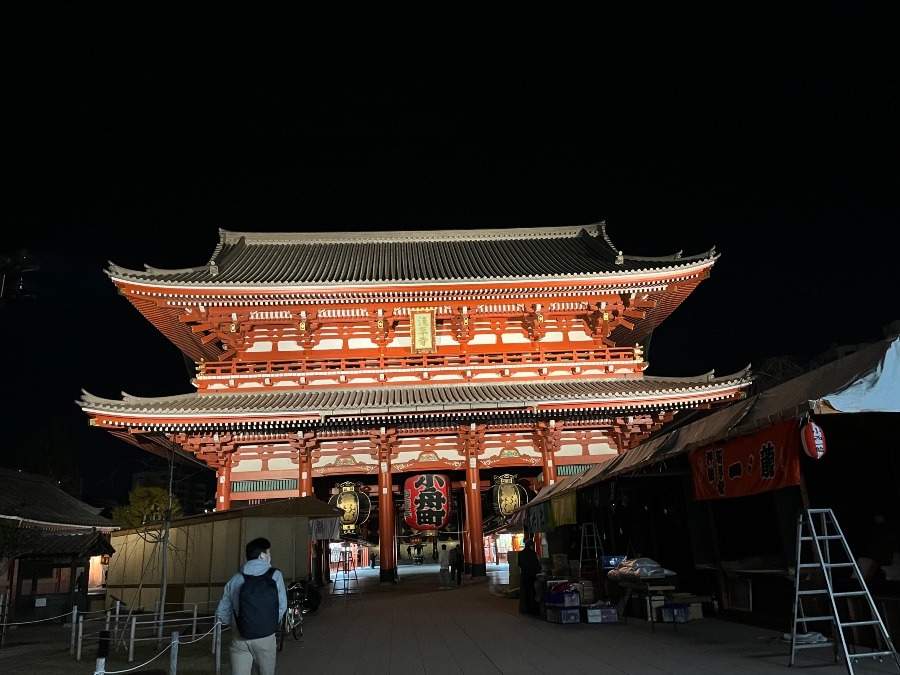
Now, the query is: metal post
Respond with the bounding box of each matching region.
[114,600,121,639]
[0,592,7,647]
[97,630,110,660]
[214,622,222,674]
[128,615,137,662]
[70,606,78,655]
[156,447,176,646]
[76,615,84,660]
[191,604,198,638]
[170,631,179,674]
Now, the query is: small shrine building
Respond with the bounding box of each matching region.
[78,222,750,581]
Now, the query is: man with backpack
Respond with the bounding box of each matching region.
[216,537,287,675]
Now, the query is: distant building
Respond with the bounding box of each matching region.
[0,469,118,621]
[132,468,212,516]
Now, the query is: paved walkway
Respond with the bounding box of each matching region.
[279,563,898,674]
[1,562,898,673]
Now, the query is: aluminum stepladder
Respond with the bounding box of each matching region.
[579,522,604,586]
[331,544,362,602]
[790,508,899,673]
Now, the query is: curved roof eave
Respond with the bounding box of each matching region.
[77,371,752,420]
[103,222,718,288]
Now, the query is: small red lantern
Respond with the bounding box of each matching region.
[801,418,826,459]
[404,474,451,531]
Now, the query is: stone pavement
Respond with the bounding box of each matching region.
[1,562,898,674]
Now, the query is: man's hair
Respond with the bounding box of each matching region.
[246,537,272,560]
[525,540,535,549]
[441,544,447,549]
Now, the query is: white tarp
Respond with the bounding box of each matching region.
[821,336,900,413]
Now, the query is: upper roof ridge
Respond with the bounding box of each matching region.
[217,223,603,245]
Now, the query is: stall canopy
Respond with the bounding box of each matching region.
[512,471,595,532]
[519,331,900,511]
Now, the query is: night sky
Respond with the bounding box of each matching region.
[2,6,898,504]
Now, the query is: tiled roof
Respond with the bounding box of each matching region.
[21,530,115,558]
[106,222,717,286]
[0,470,119,531]
[78,370,750,424]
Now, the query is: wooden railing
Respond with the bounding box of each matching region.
[195,346,642,389]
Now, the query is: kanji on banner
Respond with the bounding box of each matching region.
[690,419,801,500]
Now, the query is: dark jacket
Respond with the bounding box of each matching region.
[518,546,541,576]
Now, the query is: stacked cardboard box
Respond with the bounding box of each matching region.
[546,607,581,624]
[580,605,619,623]
[660,603,691,623]
[545,588,581,623]
[545,589,580,608]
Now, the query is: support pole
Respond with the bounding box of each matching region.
[170,631,179,674]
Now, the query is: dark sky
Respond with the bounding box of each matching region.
[2,6,898,503]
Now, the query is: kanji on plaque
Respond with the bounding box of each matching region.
[404,474,451,530]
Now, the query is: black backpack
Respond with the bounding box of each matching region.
[235,567,280,639]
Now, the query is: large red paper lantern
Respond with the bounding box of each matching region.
[801,418,826,459]
[404,474,451,531]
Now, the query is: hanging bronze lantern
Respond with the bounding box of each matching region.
[403,474,451,531]
[328,481,371,537]
[489,473,529,518]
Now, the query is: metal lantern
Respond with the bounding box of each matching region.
[489,473,529,518]
[328,481,371,537]
[404,474,451,531]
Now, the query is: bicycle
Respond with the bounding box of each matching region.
[277,581,305,651]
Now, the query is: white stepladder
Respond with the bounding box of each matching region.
[578,522,604,584]
[790,508,900,673]
[331,543,361,602]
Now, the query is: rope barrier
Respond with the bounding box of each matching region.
[91,622,225,674]
[93,636,173,674]
[0,600,225,673]
[0,611,73,625]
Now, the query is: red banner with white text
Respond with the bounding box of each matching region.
[690,419,801,500]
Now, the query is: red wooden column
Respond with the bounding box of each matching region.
[215,460,231,511]
[291,431,317,497]
[535,420,560,487]
[460,424,486,577]
[374,427,398,582]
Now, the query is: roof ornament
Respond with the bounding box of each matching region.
[615,250,624,265]
[209,259,219,277]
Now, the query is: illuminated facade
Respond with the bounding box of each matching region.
[79,222,750,580]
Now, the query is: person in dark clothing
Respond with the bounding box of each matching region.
[74,570,88,612]
[517,540,541,615]
[449,545,463,586]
